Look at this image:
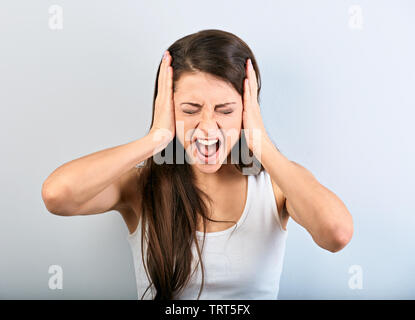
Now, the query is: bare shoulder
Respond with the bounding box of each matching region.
[116,166,142,234]
[269,175,289,231]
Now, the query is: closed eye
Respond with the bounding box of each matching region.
[181,102,236,115]
[182,109,234,115]
[183,109,197,114]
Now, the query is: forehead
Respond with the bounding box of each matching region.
[174,72,239,101]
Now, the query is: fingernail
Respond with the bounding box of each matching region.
[248,59,252,68]
[163,51,168,60]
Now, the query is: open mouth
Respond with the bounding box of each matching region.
[194,138,221,163]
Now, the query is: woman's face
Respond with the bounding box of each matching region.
[174,71,243,174]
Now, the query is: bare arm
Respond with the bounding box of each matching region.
[260,136,354,253]
[41,132,167,216]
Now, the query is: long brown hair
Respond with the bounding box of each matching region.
[136,29,264,300]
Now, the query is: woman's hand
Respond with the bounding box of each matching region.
[149,50,175,146]
[242,58,267,156]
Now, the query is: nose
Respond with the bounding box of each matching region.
[197,108,219,136]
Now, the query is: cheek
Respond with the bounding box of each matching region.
[221,114,243,149]
[174,117,197,148]
[221,113,242,130]
[222,127,241,150]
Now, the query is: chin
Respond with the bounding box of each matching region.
[193,163,222,174]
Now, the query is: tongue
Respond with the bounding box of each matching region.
[203,143,217,157]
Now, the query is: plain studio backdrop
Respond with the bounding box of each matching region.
[0,0,414,299]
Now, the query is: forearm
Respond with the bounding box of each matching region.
[42,132,164,207]
[257,135,353,250]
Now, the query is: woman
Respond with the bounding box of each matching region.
[41,29,353,300]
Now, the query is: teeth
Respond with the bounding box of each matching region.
[197,138,218,146]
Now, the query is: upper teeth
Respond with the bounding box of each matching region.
[197,138,218,146]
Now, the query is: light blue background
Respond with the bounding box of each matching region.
[0,0,414,299]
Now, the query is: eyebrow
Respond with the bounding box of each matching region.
[180,102,236,108]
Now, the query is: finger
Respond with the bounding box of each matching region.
[162,52,171,98]
[247,59,258,101]
[160,55,168,99]
[243,77,250,111]
[158,51,169,97]
[165,55,174,106]
[166,65,173,101]
[245,58,253,98]
[157,52,166,90]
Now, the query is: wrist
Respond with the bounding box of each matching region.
[147,128,174,151]
[250,130,270,160]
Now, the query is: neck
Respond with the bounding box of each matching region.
[192,163,240,191]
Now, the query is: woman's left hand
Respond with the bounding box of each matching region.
[242,58,268,154]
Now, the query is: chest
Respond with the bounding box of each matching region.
[176,222,288,299]
[196,180,248,233]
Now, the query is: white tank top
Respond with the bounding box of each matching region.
[126,170,288,299]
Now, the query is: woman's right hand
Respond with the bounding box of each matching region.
[149,50,175,145]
